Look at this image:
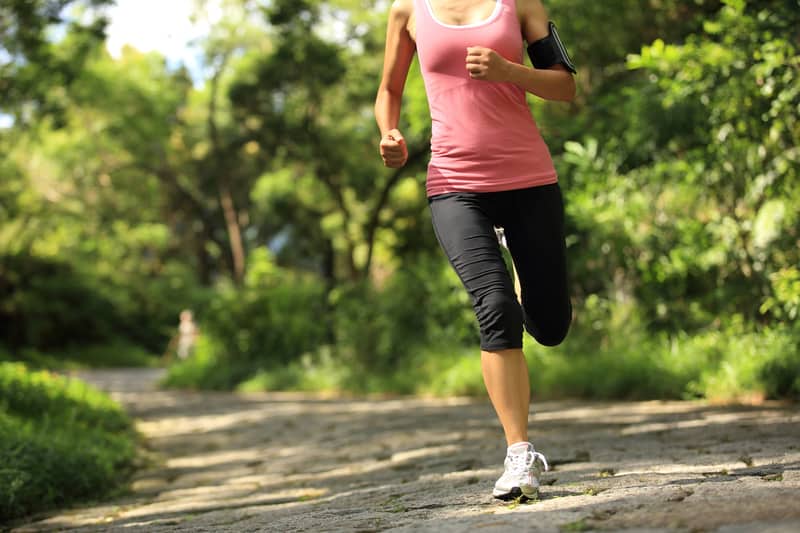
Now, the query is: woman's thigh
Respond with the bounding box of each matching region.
[429,193,523,351]
[502,184,572,346]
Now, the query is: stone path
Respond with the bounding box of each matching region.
[11,368,800,532]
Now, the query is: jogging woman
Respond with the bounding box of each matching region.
[375,0,576,500]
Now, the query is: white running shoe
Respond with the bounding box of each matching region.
[492,442,549,501]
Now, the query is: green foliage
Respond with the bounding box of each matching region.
[761,266,800,321]
[525,309,800,402]
[204,292,800,401]
[163,250,328,389]
[411,345,485,397]
[161,0,800,401]
[235,347,349,393]
[330,255,477,390]
[1,38,205,358]
[208,251,327,366]
[0,0,112,126]
[235,344,486,397]
[160,335,236,390]
[0,362,129,430]
[4,344,158,371]
[167,254,478,393]
[687,323,800,401]
[0,363,137,521]
[561,0,800,333]
[0,253,124,350]
[0,252,202,356]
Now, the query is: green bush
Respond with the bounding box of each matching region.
[331,255,477,390]
[0,252,208,359]
[166,253,479,394]
[0,363,138,522]
[525,310,800,401]
[0,362,130,431]
[164,267,800,401]
[0,254,126,351]
[687,324,800,401]
[412,345,485,397]
[236,347,349,394]
[160,335,249,390]
[163,250,328,390]
[234,344,484,397]
[2,343,159,371]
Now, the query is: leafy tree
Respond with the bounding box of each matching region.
[562,0,800,330]
[0,0,112,126]
[228,0,433,284]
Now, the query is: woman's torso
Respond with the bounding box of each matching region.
[409,0,558,197]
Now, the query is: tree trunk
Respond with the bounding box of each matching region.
[218,181,245,284]
[208,54,246,284]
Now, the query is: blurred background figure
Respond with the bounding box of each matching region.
[176,310,199,360]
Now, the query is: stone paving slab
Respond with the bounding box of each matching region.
[9,368,800,532]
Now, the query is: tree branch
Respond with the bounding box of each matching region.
[362,141,429,278]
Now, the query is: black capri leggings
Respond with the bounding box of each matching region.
[429,183,572,351]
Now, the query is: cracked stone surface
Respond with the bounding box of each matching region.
[9,368,800,532]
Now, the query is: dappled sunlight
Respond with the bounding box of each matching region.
[618,409,792,436]
[167,447,265,470]
[137,405,286,439]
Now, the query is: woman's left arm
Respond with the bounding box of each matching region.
[465,0,576,101]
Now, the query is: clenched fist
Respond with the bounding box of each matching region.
[379,129,408,168]
[466,46,510,81]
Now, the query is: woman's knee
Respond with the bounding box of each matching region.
[534,323,570,347]
[476,290,523,350]
[523,305,572,347]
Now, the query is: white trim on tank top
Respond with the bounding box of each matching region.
[423,0,503,29]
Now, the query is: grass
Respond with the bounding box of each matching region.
[525,319,800,402]
[0,342,160,371]
[559,518,591,532]
[0,362,139,522]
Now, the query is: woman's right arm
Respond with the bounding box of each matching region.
[374,0,416,168]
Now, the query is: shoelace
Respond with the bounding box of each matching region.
[508,448,550,476]
[530,449,549,472]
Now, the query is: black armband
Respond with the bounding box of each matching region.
[526,21,576,74]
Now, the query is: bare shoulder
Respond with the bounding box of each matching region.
[515,0,549,41]
[389,0,414,21]
[515,0,547,21]
[388,0,416,42]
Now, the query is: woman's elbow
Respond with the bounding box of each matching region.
[560,76,576,102]
[543,70,576,102]
[375,85,390,112]
[376,84,403,109]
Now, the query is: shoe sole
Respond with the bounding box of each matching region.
[492,486,539,502]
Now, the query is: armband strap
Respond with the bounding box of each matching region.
[526,21,576,74]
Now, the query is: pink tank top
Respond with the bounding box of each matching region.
[414,0,558,197]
